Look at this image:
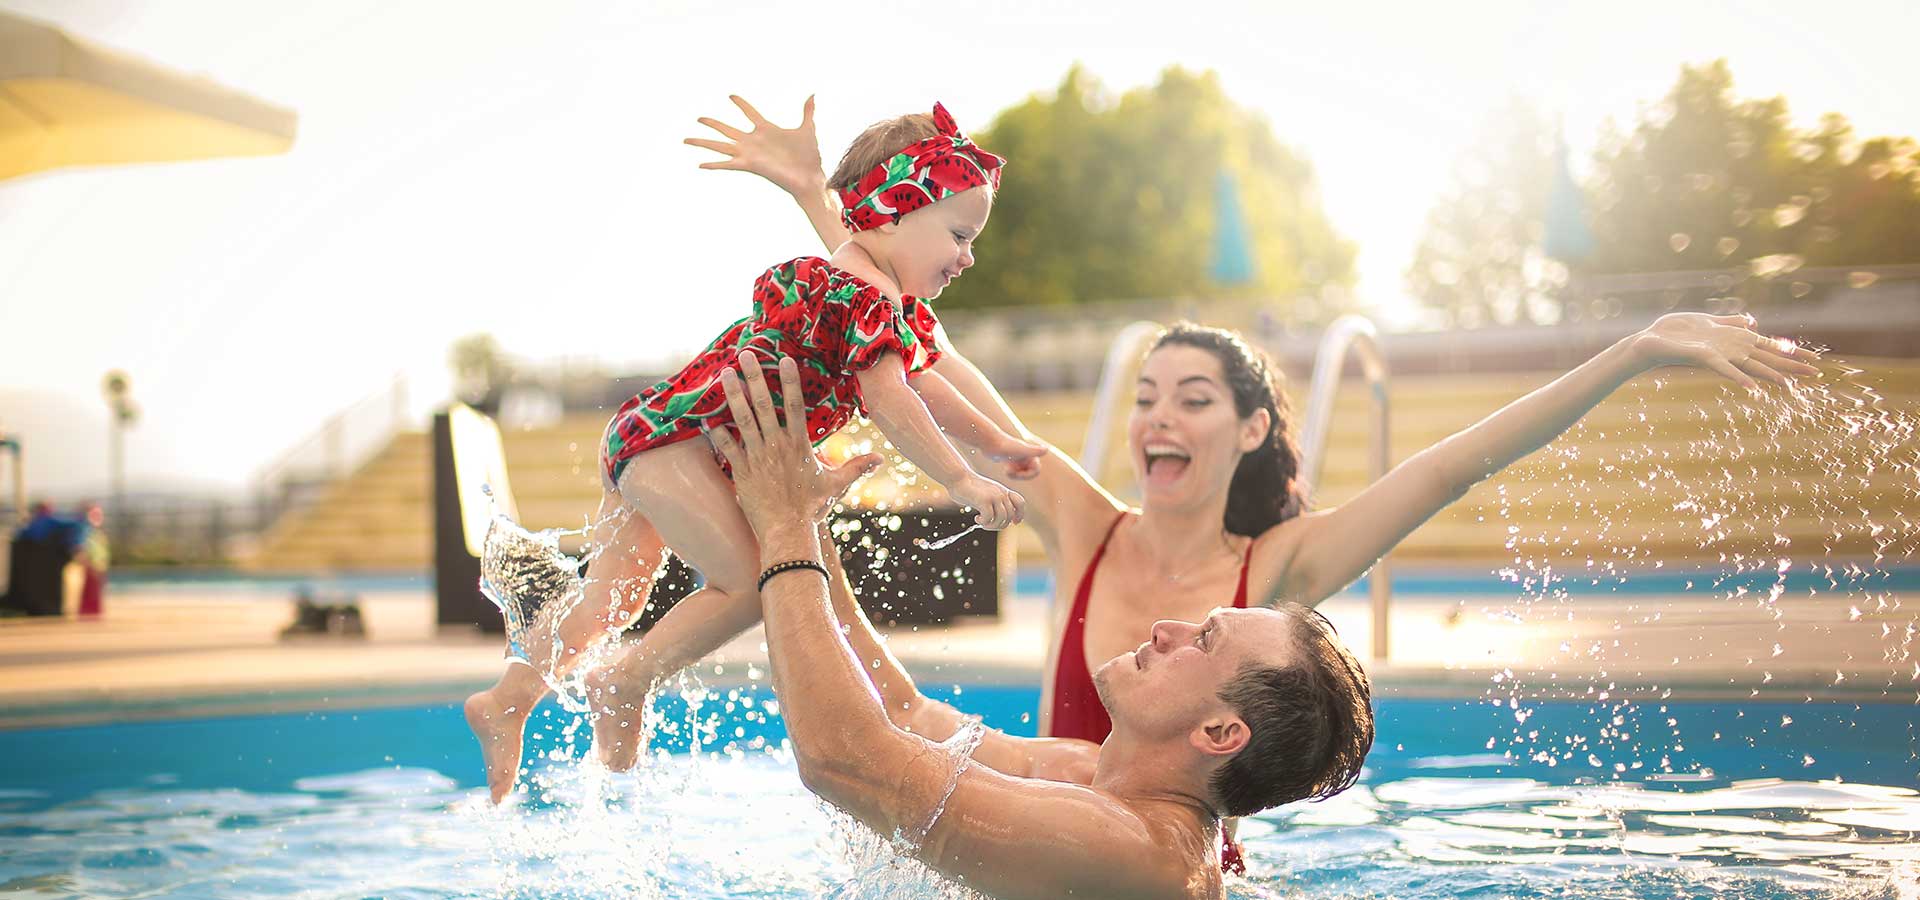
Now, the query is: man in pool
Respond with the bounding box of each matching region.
[706,348,1374,898]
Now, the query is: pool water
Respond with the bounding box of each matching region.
[3,685,1915,899]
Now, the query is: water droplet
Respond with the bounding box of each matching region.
[1749,254,1805,278]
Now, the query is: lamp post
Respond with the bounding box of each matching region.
[102,371,137,545]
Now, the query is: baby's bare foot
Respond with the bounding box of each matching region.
[463,688,533,803]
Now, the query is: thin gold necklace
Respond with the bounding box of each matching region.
[1139,527,1241,584]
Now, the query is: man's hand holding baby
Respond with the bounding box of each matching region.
[708,350,881,550]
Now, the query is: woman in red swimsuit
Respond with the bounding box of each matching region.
[694,95,1819,874]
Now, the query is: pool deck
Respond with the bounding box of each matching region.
[1,577,1914,729]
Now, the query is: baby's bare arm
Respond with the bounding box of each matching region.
[910,369,1038,459]
[857,360,975,487]
[857,357,1024,529]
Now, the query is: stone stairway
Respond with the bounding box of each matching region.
[241,359,1920,574]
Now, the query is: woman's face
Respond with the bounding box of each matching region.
[1128,344,1269,512]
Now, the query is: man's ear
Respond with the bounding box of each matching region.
[1238,408,1271,454]
[1192,715,1249,758]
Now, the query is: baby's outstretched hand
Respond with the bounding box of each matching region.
[949,475,1026,530]
[685,95,826,199]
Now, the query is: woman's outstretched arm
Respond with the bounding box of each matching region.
[1266,313,1821,607]
[911,369,1047,465]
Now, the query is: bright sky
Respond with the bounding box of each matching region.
[3,0,1916,495]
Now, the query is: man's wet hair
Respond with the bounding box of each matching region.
[1209,603,1374,817]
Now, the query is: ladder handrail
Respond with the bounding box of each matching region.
[1296,314,1393,662]
[1298,315,1390,495]
[1077,320,1167,473]
[1,435,21,526]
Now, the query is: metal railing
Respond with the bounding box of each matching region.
[1079,314,1396,661]
[1297,315,1393,661]
[1076,321,1166,473]
[1,434,21,526]
[250,373,413,531]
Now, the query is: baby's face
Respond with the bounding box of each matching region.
[882,186,991,299]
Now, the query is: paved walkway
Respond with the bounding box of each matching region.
[1,580,1913,729]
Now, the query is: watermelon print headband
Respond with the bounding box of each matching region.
[836,102,1005,234]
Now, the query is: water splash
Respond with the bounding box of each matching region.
[913,524,983,551]
[477,508,597,710]
[1470,360,1919,783]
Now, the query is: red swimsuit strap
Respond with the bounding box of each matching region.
[1070,511,1131,617]
[1048,512,1132,739]
[1232,537,1254,608]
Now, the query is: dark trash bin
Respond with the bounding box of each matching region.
[2,522,78,617]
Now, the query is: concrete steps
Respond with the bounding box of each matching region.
[240,359,1920,574]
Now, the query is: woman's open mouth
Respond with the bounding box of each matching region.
[1143,443,1191,485]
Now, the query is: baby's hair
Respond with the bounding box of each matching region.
[828,113,939,190]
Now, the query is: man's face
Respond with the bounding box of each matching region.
[1093,606,1297,740]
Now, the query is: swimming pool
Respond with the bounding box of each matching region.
[3,685,1915,899]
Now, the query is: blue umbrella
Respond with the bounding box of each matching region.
[1543,136,1595,264]
[1210,169,1257,285]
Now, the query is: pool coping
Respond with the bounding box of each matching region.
[5,656,1911,732]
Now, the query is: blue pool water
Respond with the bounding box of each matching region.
[3,686,1916,899]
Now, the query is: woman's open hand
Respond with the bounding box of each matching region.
[685,95,827,199]
[1629,313,1822,389]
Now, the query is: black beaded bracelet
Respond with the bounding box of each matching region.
[757,559,830,593]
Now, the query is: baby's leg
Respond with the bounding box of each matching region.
[589,438,766,771]
[465,490,668,803]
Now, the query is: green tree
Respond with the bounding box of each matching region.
[1406,98,1566,326]
[940,66,1355,318]
[1587,60,1920,283]
[450,333,514,406]
[1412,60,1920,324]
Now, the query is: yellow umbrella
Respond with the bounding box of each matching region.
[0,10,296,181]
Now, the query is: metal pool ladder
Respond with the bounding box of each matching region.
[1078,315,1395,661]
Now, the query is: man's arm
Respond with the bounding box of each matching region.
[711,354,1187,899]
[819,527,1100,784]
